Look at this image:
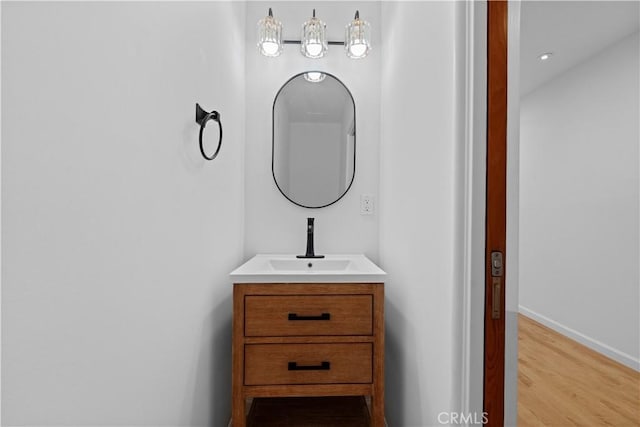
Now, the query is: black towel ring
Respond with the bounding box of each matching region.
[195,103,222,160]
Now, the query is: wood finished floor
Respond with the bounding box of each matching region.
[518,314,640,426]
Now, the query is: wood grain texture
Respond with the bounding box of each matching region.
[484,1,508,426]
[243,383,373,397]
[245,295,373,337]
[244,343,372,385]
[238,283,380,295]
[244,336,375,345]
[232,283,384,427]
[233,284,248,427]
[518,314,640,427]
[371,284,385,427]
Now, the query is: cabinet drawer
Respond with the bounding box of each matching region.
[244,295,372,337]
[244,343,372,386]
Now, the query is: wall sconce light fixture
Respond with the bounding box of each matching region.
[300,9,328,58]
[257,8,371,60]
[257,8,283,57]
[345,11,371,59]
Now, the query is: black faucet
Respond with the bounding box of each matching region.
[296,217,325,259]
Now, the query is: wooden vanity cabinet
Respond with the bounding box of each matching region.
[231,282,384,427]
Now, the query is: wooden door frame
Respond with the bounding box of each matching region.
[483,1,508,426]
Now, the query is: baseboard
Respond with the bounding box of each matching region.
[519,305,640,371]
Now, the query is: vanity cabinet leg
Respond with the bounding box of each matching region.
[232,284,246,427]
[371,283,385,427]
[231,398,245,427]
[371,392,385,427]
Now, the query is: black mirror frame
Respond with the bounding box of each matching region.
[272,71,356,209]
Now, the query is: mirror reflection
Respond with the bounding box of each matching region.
[272,72,355,208]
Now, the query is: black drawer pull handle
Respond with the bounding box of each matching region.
[288,312,331,321]
[288,361,331,371]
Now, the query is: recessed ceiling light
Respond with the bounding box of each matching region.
[539,52,553,61]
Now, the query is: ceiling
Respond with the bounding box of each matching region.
[520,1,640,96]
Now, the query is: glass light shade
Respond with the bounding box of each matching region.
[304,72,326,83]
[301,10,328,59]
[257,8,283,57]
[345,11,371,59]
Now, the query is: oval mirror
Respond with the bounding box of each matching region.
[272,72,356,208]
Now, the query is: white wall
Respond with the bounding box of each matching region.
[244,2,380,260]
[1,2,246,425]
[519,32,640,370]
[505,2,521,424]
[380,2,463,425]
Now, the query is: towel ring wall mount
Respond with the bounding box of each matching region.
[195,103,222,161]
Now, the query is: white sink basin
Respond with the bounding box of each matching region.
[269,258,351,271]
[230,254,386,283]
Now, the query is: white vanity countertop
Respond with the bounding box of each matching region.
[229,254,387,283]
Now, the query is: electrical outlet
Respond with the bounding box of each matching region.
[360,194,374,215]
